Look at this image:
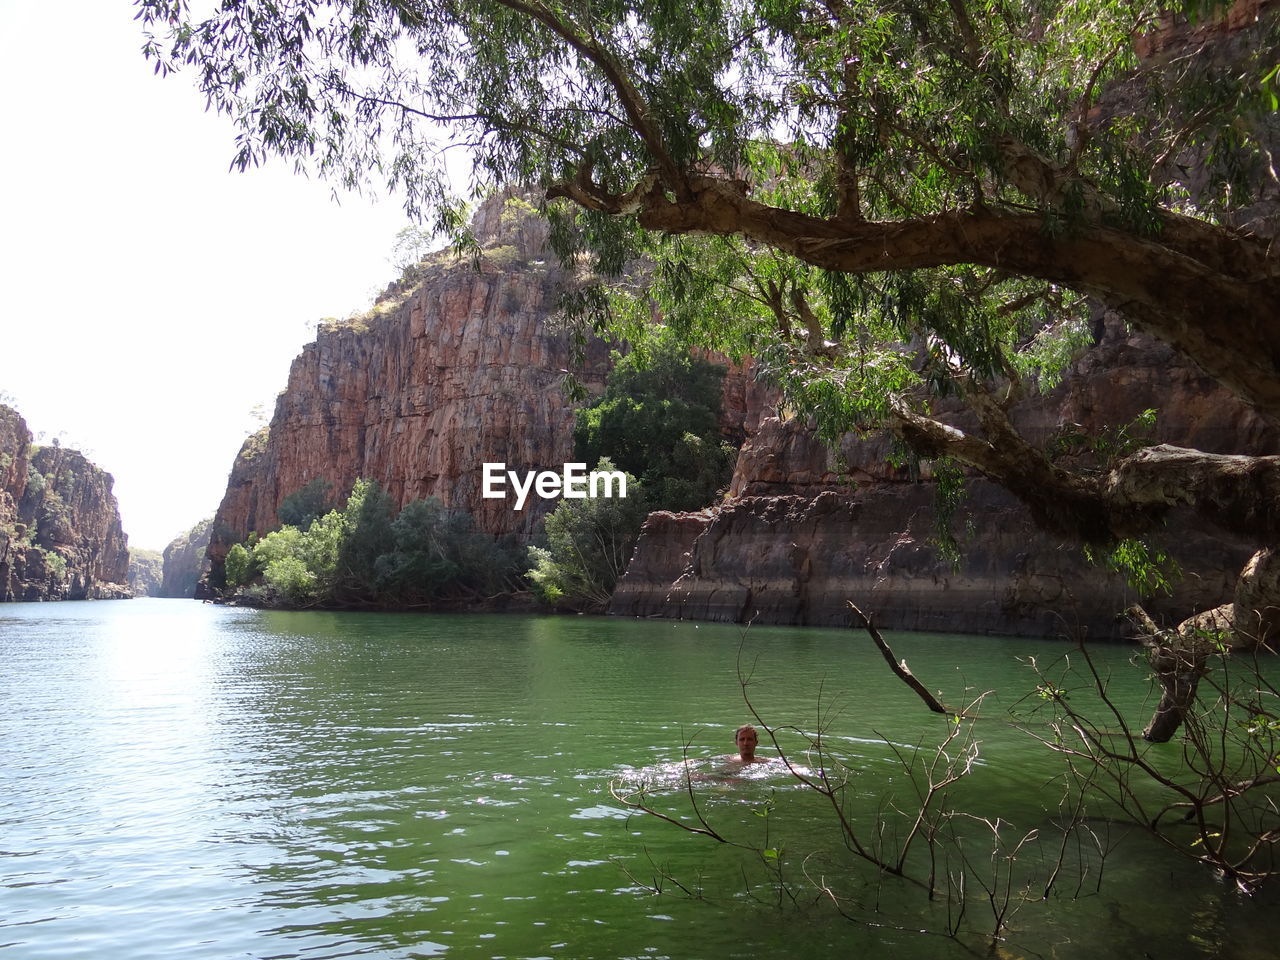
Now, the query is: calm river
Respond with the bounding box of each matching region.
[2,600,1276,959]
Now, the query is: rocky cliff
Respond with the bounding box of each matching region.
[160,517,212,598]
[128,548,164,597]
[0,405,131,601]
[611,319,1279,639]
[202,193,769,593]
[204,194,1273,637]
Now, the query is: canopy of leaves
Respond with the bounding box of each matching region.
[138,0,1278,401]
[139,0,1280,550]
[575,337,737,511]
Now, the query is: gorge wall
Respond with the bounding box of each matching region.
[201,193,772,593]
[128,549,164,597]
[160,517,212,598]
[205,198,1275,637]
[611,318,1279,639]
[0,404,131,601]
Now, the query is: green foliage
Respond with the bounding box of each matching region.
[376,497,524,604]
[40,549,67,582]
[483,244,525,269]
[928,459,970,570]
[317,316,372,335]
[238,427,270,463]
[1084,537,1182,595]
[1049,408,1159,469]
[223,542,252,589]
[277,478,333,531]
[263,554,318,605]
[391,223,438,274]
[136,0,1270,372]
[575,338,736,512]
[332,479,396,601]
[527,459,650,611]
[226,479,522,608]
[526,546,565,606]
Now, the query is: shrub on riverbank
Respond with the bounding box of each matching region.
[527,460,648,612]
[222,479,525,609]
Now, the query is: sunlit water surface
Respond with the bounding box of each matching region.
[2,601,1277,959]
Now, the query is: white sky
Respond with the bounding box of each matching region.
[0,0,417,551]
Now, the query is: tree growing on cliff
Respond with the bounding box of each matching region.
[575,337,737,512]
[138,1,1280,730]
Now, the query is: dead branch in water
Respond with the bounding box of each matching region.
[849,602,952,715]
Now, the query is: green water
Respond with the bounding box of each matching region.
[1,600,1276,959]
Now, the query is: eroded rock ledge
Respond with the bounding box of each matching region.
[612,321,1277,640]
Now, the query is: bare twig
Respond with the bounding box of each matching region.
[849,602,952,714]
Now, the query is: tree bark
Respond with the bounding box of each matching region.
[1129,602,1235,742]
[888,390,1280,547]
[849,603,951,715]
[1234,547,1280,648]
[1143,637,1211,743]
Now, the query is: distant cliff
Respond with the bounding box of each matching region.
[128,548,164,597]
[0,405,131,601]
[161,517,212,598]
[201,193,769,594]
[611,318,1278,639]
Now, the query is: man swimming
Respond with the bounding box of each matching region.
[731,724,769,764]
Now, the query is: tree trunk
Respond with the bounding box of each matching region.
[1234,548,1280,649]
[1131,602,1233,742]
[1143,640,1210,743]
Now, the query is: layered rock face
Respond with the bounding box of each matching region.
[160,517,212,598]
[612,323,1278,639]
[203,194,772,592]
[0,405,131,601]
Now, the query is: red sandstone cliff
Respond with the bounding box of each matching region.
[0,405,131,601]
[202,194,771,592]
[611,319,1279,639]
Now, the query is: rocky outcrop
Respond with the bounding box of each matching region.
[161,518,212,598]
[0,405,131,601]
[611,323,1279,639]
[202,193,771,593]
[128,549,164,597]
[201,200,605,591]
